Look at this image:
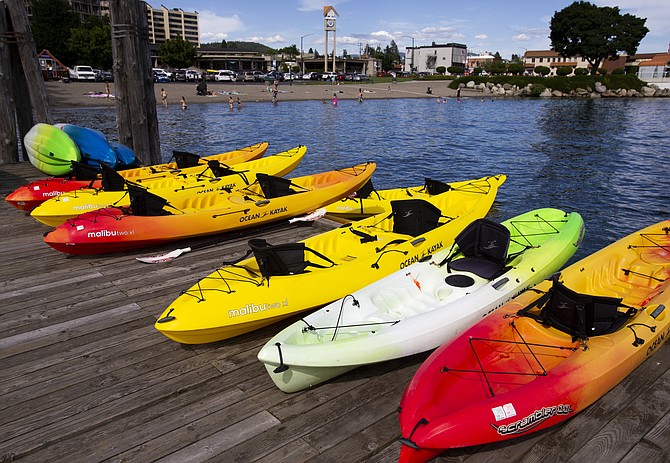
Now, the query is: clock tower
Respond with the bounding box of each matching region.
[323,6,339,73]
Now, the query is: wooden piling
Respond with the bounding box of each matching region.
[109,0,161,165]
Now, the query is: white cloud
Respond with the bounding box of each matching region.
[198,10,245,43]
[247,34,287,44]
[513,34,530,42]
[475,34,488,40]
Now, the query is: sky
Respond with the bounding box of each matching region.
[154,0,669,59]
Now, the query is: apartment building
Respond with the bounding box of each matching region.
[145,4,199,46]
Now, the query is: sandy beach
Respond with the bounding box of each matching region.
[45,79,461,109]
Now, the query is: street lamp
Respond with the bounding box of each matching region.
[301,33,314,76]
[401,35,415,73]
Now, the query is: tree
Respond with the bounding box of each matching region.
[550,1,649,75]
[30,0,80,65]
[67,16,113,69]
[436,66,446,75]
[534,66,551,76]
[555,66,573,76]
[507,63,525,75]
[159,35,198,69]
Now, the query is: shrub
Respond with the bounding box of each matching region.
[436,66,446,75]
[573,67,589,76]
[597,68,608,75]
[507,63,524,75]
[530,84,547,97]
[473,67,484,76]
[534,66,550,76]
[611,67,625,75]
[555,66,573,76]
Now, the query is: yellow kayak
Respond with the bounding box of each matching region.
[155,174,506,344]
[324,177,491,220]
[31,146,306,227]
[118,141,268,180]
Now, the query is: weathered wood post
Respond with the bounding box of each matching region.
[109,0,161,165]
[1,0,52,163]
[0,1,18,163]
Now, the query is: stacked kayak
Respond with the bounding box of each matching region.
[397,220,670,463]
[154,174,506,345]
[258,208,585,392]
[24,123,81,176]
[6,142,268,211]
[30,146,306,227]
[324,177,490,221]
[44,162,377,255]
[59,124,119,169]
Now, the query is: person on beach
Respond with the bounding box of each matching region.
[180,96,187,110]
[358,88,363,103]
[229,95,234,110]
[237,97,242,109]
[105,82,110,98]
[332,93,338,106]
[161,88,167,106]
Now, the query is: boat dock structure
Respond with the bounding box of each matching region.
[1,162,669,463]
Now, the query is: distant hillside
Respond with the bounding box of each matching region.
[199,41,276,54]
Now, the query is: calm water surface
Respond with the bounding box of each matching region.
[55,97,670,262]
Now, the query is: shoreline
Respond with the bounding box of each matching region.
[46,80,461,109]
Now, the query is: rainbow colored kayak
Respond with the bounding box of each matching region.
[258,208,584,393]
[397,220,670,463]
[44,162,376,255]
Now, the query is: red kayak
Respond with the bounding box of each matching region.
[5,142,268,211]
[397,220,670,463]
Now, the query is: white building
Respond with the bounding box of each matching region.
[404,43,467,74]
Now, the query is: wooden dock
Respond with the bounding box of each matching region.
[1,162,669,463]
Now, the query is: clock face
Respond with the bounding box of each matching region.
[326,19,334,27]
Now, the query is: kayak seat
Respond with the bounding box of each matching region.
[447,218,511,280]
[249,238,335,284]
[173,150,201,169]
[391,199,443,237]
[100,162,127,191]
[70,161,100,180]
[519,277,637,341]
[207,160,237,178]
[423,178,451,195]
[256,173,298,199]
[127,184,172,216]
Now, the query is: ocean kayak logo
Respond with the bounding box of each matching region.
[239,206,288,223]
[399,241,443,269]
[491,404,573,435]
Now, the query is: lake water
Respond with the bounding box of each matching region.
[54,96,670,262]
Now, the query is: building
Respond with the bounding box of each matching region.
[403,43,467,74]
[145,4,199,46]
[522,50,590,75]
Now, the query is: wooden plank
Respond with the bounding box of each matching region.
[565,369,670,463]
[21,380,249,462]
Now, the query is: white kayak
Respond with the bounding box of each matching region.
[257,208,585,392]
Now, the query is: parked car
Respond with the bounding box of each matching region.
[214,70,237,82]
[321,71,337,81]
[282,72,297,81]
[95,70,114,82]
[185,70,200,82]
[153,68,171,82]
[353,73,370,81]
[68,65,96,81]
[153,71,170,83]
[301,72,316,80]
[174,69,187,82]
[264,71,284,82]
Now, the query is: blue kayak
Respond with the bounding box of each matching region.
[60,124,118,168]
[109,141,137,169]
